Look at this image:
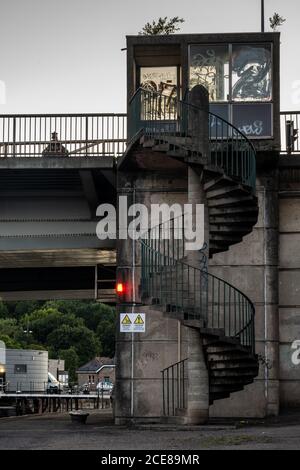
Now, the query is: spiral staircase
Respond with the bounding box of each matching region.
[126,87,259,416]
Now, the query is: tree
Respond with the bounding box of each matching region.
[0,334,22,349]
[0,302,9,318]
[269,12,286,31]
[58,347,79,384]
[21,307,84,344]
[0,318,19,338]
[47,324,101,365]
[139,17,184,36]
[96,319,116,357]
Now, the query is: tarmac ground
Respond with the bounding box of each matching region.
[0,409,300,450]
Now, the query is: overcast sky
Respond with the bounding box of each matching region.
[0,0,299,113]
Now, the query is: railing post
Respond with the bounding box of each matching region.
[85,116,89,157]
[13,117,16,157]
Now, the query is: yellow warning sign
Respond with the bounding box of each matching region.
[134,314,144,325]
[121,314,132,325]
[120,313,146,332]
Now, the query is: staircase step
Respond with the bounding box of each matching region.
[203,175,233,192]
[210,369,258,378]
[209,224,253,233]
[210,234,242,243]
[210,377,254,386]
[206,185,246,200]
[207,195,254,208]
[209,215,258,225]
[209,360,259,370]
[203,336,241,347]
[209,205,258,216]
[167,149,191,158]
[210,385,244,393]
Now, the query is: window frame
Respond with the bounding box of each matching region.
[188,42,274,139]
[14,364,27,374]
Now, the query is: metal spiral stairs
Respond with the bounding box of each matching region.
[126,87,259,414]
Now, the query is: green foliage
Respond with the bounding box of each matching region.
[1,301,116,380]
[96,319,116,357]
[0,334,22,349]
[0,318,19,337]
[139,17,184,36]
[269,12,286,31]
[47,324,101,365]
[21,307,84,344]
[0,302,9,318]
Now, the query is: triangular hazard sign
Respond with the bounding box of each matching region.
[134,314,144,325]
[122,314,132,325]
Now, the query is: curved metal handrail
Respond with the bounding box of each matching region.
[128,87,256,190]
[140,215,255,354]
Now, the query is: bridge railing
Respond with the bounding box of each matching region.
[0,113,127,157]
[280,111,300,154]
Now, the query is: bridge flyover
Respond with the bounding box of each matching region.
[0,154,117,302]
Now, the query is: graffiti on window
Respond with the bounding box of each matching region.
[140,66,177,120]
[189,46,229,102]
[232,45,272,102]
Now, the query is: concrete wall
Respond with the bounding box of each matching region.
[278,167,300,408]
[209,170,279,418]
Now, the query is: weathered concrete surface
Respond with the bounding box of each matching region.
[210,173,280,418]
[115,306,181,423]
[278,183,300,407]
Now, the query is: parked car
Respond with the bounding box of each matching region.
[96,380,113,392]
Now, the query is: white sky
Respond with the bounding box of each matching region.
[0,0,299,113]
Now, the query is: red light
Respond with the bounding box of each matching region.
[116,282,125,294]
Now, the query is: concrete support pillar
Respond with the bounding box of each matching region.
[186,327,209,424]
[188,85,209,162]
[184,84,210,424]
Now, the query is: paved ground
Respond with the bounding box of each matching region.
[1,410,300,450]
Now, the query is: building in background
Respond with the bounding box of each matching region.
[48,358,68,387]
[4,348,48,393]
[77,357,115,391]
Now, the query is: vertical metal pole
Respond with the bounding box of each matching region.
[261,0,265,32]
[162,371,165,415]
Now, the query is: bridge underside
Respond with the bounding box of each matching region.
[0,157,117,302]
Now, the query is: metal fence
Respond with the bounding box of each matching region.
[0,113,127,157]
[162,359,188,416]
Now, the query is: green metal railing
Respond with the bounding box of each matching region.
[161,358,188,416]
[141,215,255,354]
[128,87,256,190]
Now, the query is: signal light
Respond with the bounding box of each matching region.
[116,282,125,294]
